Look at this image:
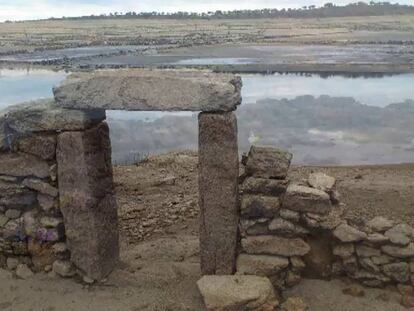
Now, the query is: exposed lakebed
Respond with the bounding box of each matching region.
[1,67,413,165]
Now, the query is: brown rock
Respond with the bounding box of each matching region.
[0,153,49,178]
[241,236,310,257]
[27,239,56,271]
[280,297,308,311]
[57,122,119,280]
[18,134,56,160]
[283,184,332,215]
[241,177,289,196]
[197,275,279,311]
[241,195,280,219]
[198,112,239,275]
[245,146,292,179]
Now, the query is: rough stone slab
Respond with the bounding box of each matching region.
[241,235,311,257]
[245,146,292,179]
[197,275,279,311]
[198,112,239,275]
[18,134,57,160]
[0,99,105,134]
[22,178,58,197]
[54,69,242,112]
[0,153,49,178]
[236,254,289,276]
[241,195,280,219]
[57,122,119,280]
[240,177,289,196]
[283,184,332,215]
[382,243,414,258]
[333,223,367,242]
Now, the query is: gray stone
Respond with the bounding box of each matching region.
[268,218,309,236]
[18,134,56,160]
[54,69,242,112]
[4,209,21,219]
[37,194,57,212]
[367,217,394,232]
[360,258,380,273]
[0,153,49,179]
[385,224,414,246]
[0,99,105,133]
[23,210,39,238]
[3,219,24,241]
[52,260,76,277]
[57,122,119,280]
[301,205,344,230]
[236,254,289,276]
[333,224,367,242]
[240,177,289,196]
[197,275,279,311]
[198,112,239,275]
[240,218,270,236]
[15,264,34,279]
[0,213,8,227]
[382,243,414,258]
[241,236,311,257]
[355,245,382,257]
[245,146,292,179]
[290,257,306,271]
[22,178,58,197]
[40,216,63,228]
[366,233,390,245]
[382,262,410,283]
[333,243,355,258]
[371,255,394,265]
[279,209,300,222]
[283,184,332,215]
[308,172,336,191]
[241,195,280,219]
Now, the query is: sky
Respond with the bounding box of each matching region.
[0,0,413,22]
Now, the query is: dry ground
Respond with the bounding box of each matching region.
[1,152,414,310]
[1,15,414,55]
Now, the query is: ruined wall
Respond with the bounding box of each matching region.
[0,100,113,280]
[237,146,414,291]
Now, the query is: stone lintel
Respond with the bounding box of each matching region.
[198,111,239,275]
[56,121,119,280]
[53,69,242,112]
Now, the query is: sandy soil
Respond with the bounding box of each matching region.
[1,152,414,310]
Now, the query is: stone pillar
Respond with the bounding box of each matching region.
[56,121,119,280]
[198,112,239,275]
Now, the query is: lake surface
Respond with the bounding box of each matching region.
[1,68,413,165]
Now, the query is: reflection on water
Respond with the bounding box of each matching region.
[1,68,413,165]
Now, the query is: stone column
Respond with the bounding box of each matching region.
[198,112,239,275]
[56,121,119,280]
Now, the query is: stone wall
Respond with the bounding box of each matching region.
[237,145,414,292]
[0,100,114,280]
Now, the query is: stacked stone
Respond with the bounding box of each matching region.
[0,99,115,280]
[237,146,306,289]
[332,216,414,289]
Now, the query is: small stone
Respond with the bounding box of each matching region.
[3,219,24,241]
[40,216,63,228]
[371,255,394,266]
[83,276,95,284]
[37,194,57,212]
[245,146,292,179]
[285,271,301,287]
[279,209,300,222]
[355,245,381,257]
[367,217,394,232]
[15,264,34,279]
[52,242,68,254]
[382,243,414,258]
[23,210,39,238]
[283,184,332,215]
[290,257,306,272]
[343,256,359,274]
[52,260,76,277]
[5,209,21,219]
[6,257,19,270]
[385,224,414,246]
[44,265,52,272]
[197,275,279,311]
[22,178,59,198]
[268,218,308,236]
[360,258,380,273]
[307,172,336,192]
[342,285,365,297]
[333,244,355,258]
[36,228,63,242]
[49,164,58,182]
[0,214,9,227]
[242,236,311,257]
[333,223,367,242]
[236,254,289,276]
[382,262,410,283]
[240,218,270,236]
[366,233,390,245]
[280,297,308,311]
[241,195,281,218]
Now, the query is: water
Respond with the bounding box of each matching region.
[1,68,413,165]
